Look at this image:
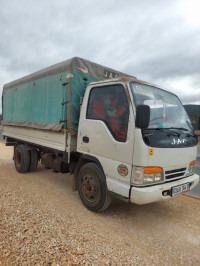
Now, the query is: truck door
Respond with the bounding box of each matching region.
[77,83,135,198]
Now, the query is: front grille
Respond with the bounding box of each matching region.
[165,168,187,180]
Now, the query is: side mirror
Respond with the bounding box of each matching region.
[135,105,150,129]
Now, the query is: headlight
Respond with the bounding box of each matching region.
[185,160,196,177]
[132,167,144,184]
[132,166,164,185]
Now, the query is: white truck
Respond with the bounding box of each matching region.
[2,57,199,212]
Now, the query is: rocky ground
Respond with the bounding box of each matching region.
[0,143,200,265]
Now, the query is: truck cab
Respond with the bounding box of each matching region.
[76,77,199,210]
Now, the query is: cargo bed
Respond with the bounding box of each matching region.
[2,125,77,153]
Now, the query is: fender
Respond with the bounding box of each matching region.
[72,154,105,191]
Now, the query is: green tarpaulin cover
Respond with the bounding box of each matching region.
[2,57,134,132]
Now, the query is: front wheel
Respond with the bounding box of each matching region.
[77,163,111,212]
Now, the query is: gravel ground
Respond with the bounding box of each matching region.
[0,143,200,265]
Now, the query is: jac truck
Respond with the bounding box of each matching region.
[2,57,199,212]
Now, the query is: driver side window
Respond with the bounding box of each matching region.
[86,84,129,142]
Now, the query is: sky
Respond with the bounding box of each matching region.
[0,0,200,114]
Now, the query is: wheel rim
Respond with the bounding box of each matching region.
[81,174,100,203]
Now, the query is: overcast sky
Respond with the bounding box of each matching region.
[0,0,200,114]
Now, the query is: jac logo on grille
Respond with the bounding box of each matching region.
[171,138,187,145]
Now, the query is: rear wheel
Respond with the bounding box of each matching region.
[77,163,111,212]
[29,149,38,172]
[14,144,30,173]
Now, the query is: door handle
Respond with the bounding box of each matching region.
[83,136,89,143]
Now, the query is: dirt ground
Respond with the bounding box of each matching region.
[0,143,200,265]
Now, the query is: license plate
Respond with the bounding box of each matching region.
[171,183,190,197]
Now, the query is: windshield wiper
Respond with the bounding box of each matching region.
[144,128,180,137]
[145,127,195,137]
[168,127,195,136]
[146,128,172,132]
[168,127,189,131]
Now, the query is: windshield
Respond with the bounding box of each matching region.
[130,82,193,132]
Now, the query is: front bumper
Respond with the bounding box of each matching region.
[130,174,199,205]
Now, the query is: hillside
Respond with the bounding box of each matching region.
[184,104,200,130]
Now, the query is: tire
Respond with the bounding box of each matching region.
[77,163,111,212]
[14,144,31,173]
[29,149,38,172]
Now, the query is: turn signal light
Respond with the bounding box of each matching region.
[189,160,196,167]
[144,167,163,174]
